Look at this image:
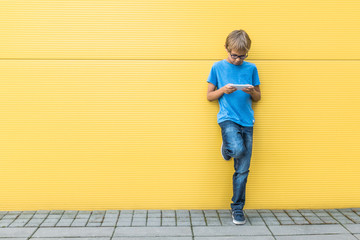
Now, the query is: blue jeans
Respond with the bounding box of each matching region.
[219,120,253,211]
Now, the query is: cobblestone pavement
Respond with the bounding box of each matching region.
[0,208,359,239]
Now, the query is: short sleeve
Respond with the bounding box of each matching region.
[252,65,260,86]
[207,64,218,87]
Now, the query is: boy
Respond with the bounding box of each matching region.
[206,29,261,225]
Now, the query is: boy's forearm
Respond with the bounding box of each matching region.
[250,91,261,102]
[207,88,225,101]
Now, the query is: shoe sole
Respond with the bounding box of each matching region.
[232,216,246,225]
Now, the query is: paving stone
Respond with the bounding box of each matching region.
[116,219,132,227]
[86,222,102,227]
[191,218,206,226]
[148,210,161,217]
[101,219,117,227]
[248,217,266,226]
[305,216,324,224]
[162,210,175,218]
[218,213,232,218]
[314,211,332,217]
[113,238,191,240]
[120,210,133,215]
[258,209,272,213]
[0,238,27,240]
[146,218,161,226]
[176,210,190,217]
[300,212,317,217]
[245,211,261,217]
[47,214,62,219]
[92,210,105,215]
[2,214,18,219]
[272,210,286,213]
[339,208,354,213]
[193,226,271,236]
[6,211,22,215]
[0,228,37,237]
[24,218,45,227]
[343,213,360,223]
[40,218,59,227]
[33,227,114,237]
[63,210,78,215]
[132,218,146,226]
[276,235,357,240]
[279,220,296,225]
[344,224,360,234]
[106,210,120,215]
[17,215,32,220]
[49,210,64,215]
[32,238,110,240]
[162,217,176,226]
[220,217,234,226]
[177,222,191,226]
[277,216,292,221]
[217,209,231,214]
[20,211,35,215]
[33,214,48,219]
[335,217,356,224]
[195,237,275,240]
[190,210,204,217]
[269,224,349,235]
[205,218,221,226]
[56,218,74,227]
[263,217,281,225]
[260,212,275,217]
[35,210,50,214]
[0,220,14,227]
[88,215,104,223]
[204,210,218,218]
[113,227,192,237]
[285,210,302,217]
[292,217,310,224]
[274,213,289,218]
[71,218,88,227]
[8,218,29,227]
[318,216,337,224]
[76,212,91,217]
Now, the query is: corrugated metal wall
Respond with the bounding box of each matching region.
[1,0,360,210]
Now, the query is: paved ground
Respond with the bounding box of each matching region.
[0,208,360,239]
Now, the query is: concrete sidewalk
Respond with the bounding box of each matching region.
[0,208,360,239]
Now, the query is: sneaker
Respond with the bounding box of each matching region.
[221,142,231,160]
[232,210,246,225]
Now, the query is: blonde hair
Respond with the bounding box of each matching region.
[225,30,251,53]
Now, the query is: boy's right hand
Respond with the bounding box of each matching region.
[222,84,237,94]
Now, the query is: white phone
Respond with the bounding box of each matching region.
[229,84,253,90]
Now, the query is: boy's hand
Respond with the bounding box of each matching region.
[222,84,237,94]
[242,86,256,94]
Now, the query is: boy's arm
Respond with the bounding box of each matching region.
[242,85,261,102]
[207,83,236,101]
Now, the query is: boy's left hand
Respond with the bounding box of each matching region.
[242,86,256,94]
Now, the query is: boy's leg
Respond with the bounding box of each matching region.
[219,120,245,159]
[231,126,253,211]
[219,120,254,211]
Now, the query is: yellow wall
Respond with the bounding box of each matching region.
[1,0,360,210]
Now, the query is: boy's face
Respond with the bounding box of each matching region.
[226,48,248,66]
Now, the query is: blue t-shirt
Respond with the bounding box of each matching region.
[207,59,260,127]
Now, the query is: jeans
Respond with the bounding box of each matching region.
[219,120,253,211]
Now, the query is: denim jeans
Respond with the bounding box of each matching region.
[219,120,253,211]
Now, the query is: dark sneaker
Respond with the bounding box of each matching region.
[221,142,231,161]
[232,210,246,225]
